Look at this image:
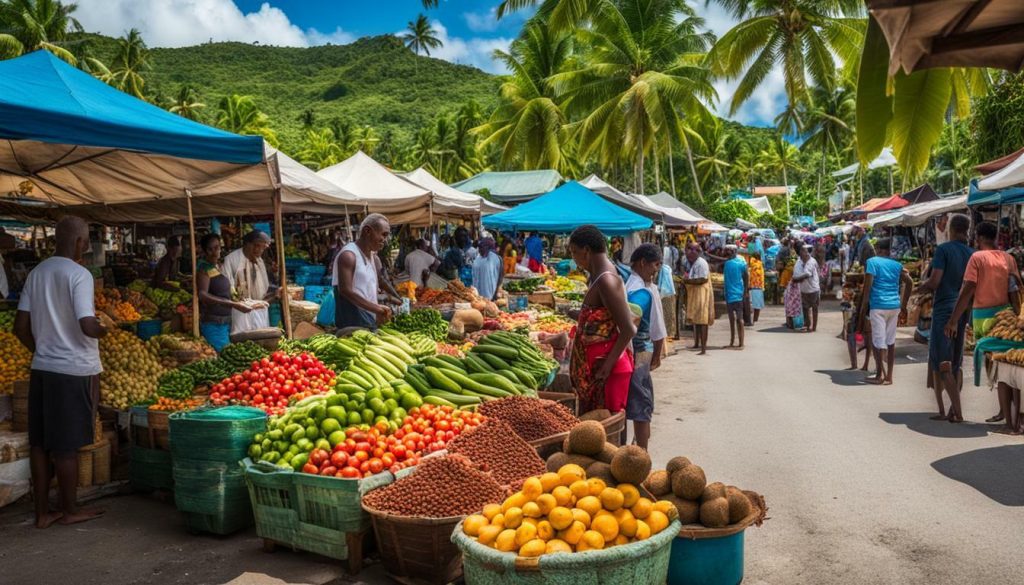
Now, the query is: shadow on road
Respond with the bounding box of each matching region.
[815,369,869,387]
[758,326,797,334]
[931,445,1024,506]
[879,412,990,439]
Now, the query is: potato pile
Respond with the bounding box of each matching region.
[642,456,758,529]
[988,308,1024,342]
[99,328,165,409]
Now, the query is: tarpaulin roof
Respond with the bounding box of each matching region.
[867,0,1024,74]
[482,181,652,235]
[832,147,897,178]
[647,192,727,231]
[0,145,362,224]
[317,151,431,221]
[900,184,939,205]
[452,170,562,203]
[978,148,1024,191]
[579,175,701,227]
[0,51,282,209]
[401,167,506,217]
[753,186,792,196]
[976,146,1024,175]
[853,195,909,213]
[863,194,968,228]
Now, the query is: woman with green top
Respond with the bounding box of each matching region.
[196,234,251,351]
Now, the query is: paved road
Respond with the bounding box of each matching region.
[3,302,1022,584]
[649,303,1024,585]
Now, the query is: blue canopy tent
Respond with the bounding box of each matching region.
[966,178,1024,206]
[482,181,653,236]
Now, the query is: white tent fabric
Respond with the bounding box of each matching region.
[646,191,727,231]
[832,147,898,178]
[317,151,430,220]
[978,151,1024,191]
[402,167,506,216]
[579,176,704,227]
[741,196,774,215]
[0,145,363,224]
[863,195,968,228]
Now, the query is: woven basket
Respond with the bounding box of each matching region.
[11,380,28,432]
[362,502,464,584]
[77,448,94,487]
[676,490,767,540]
[529,411,626,459]
[91,440,111,485]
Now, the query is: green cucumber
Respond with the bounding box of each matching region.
[469,373,519,395]
[424,366,464,394]
[339,370,372,390]
[422,356,467,374]
[509,367,538,389]
[426,390,482,405]
[471,344,520,360]
[423,395,456,408]
[364,350,404,379]
[463,354,492,374]
[478,352,511,370]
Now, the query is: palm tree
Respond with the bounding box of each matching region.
[497,0,604,32]
[759,136,802,217]
[0,0,81,63]
[297,129,343,170]
[551,0,717,194]
[216,94,278,146]
[401,14,442,62]
[801,83,854,198]
[475,20,573,173]
[106,29,150,99]
[168,86,205,121]
[694,118,732,193]
[706,0,864,116]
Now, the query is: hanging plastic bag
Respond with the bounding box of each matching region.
[316,289,336,328]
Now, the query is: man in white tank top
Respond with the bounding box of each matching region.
[334,213,394,330]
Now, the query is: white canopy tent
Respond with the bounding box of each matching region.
[317,151,432,224]
[402,167,506,216]
[740,196,774,216]
[579,175,705,227]
[861,194,968,228]
[646,192,728,232]
[832,147,898,178]
[978,151,1024,192]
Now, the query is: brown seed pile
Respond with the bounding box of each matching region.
[446,418,546,489]
[478,396,578,441]
[362,454,507,518]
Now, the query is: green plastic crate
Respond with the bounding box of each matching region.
[130,446,174,491]
[174,458,253,535]
[242,459,392,561]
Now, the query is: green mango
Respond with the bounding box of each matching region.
[248,444,262,459]
[261,438,272,451]
[291,452,308,470]
[291,428,306,443]
[368,398,387,416]
[374,415,388,426]
[321,417,342,435]
[315,438,331,451]
[361,408,375,424]
[253,433,265,444]
[381,388,397,401]
[327,405,346,420]
[391,407,407,421]
[383,398,399,413]
[400,393,423,410]
[268,429,283,441]
[296,438,312,451]
[328,430,346,447]
[305,424,319,439]
[326,393,345,407]
[348,411,363,426]
[288,444,300,455]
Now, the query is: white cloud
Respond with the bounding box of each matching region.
[463,8,500,33]
[409,20,512,75]
[73,0,352,47]
[712,68,788,128]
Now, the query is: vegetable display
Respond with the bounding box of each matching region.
[220,341,271,371]
[390,308,449,341]
[178,357,236,385]
[210,351,335,415]
[478,396,578,441]
[446,418,546,490]
[157,370,194,399]
[504,277,546,294]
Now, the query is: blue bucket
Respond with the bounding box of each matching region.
[668,530,745,585]
[136,319,163,341]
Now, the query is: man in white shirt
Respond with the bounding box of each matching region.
[404,239,440,288]
[14,216,107,528]
[223,230,275,334]
[792,244,821,332]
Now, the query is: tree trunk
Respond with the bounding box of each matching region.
[668,140,677,199]
[783,166,791,219]
[654,144,661,193]
[816,141,826,200]
[683,134,703,202]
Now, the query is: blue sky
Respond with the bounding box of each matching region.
[71,0,786,127]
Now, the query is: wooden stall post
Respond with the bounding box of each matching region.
[185,189,201,338]
[268,154,293,339]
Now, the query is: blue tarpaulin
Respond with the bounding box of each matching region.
[0,51,263,164]
[482,181,653,235]
[966,178,1024,206]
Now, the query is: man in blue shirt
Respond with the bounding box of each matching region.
[917,215,973,421]
[857,238,913,385]
[723,245,749,350]
[524,232,544,273]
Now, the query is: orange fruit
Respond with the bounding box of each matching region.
[495,529,518,551]
[482,503,502,520]
[504,507,524,529]
[591,514,619,542]
[631,497,653,520]
[463,514,488,536]
[559,520,586,545]
[576,495,602,518]
[548,507,574,530]
[536,493,557,515]
[571,507,592,528]
[557,464,586,486]
[618,484,640,508]
[635,519,651,540]
[522,477,543,501]
[569,480,590,500]
[502,492,527,513]
[551,485,573,507]
[539,472,561,493]
[587,478,607,497]
[647,510,670,534]
[577,530,605,551]
[515,522,538,546]
[519,539,547,557]
[477,524,503,546]
[614,508,638,538]
[522,501,542,518]
[536,520,555,541]
[545,539,572,554]
[599,487,624,511]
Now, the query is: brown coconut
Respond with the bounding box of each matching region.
[671,464,706,500]
[610,445,652,485]
[666,495,700,525]
[665,456,692,476]
[699,497,730,528]
[596,442,618,464]
[726,486,753,524]
[643,470,673,497]
[701,482,727,502]
[567,420,606,456]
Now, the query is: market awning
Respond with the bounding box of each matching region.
[0,51,271,207]
[976,146,1024,174]
[832,147,897,178]
[978,147,1024,191]
[968,177,1015,206]
[899,184,939,205]
[740,196,774,215]
[317,151,431,221]
[867,0,1024,75]
[853,194,909,213]
[647,192,726,231]
[451,170,562,204]
[401,167,506,217]
[863,194,969,228]
[482,181,652,235]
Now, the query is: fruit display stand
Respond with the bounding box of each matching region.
[669,493,766,585]
[529,411,626,459]
[451,517,681,585]
[241,458,391,573]
[169,406,267,535]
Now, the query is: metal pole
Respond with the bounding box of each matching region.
[185,189,201,338]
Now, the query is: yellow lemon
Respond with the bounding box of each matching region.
[578,530,605,551]
[522,517,538,528]
[647,510,669,534]
[652,500,675,517]
[591,514,619,542]
[491,513,505,527]
[599,487,624,511]
[549,507,574,531]
[569,479,590,500]
[536,520,555,541]
[482,503,502,521]
[551,485,573,507]
[559,520,586,545]
[522,501,542,518]
[571,508,592,528]
[614,508,638,538]
[504,507,524,529]
[618,484,640,508]
[519,539,547,557]
[536,493,557,515]
[545,539,573,554]
[539,472,561,493]
[631,497,653,520]
[635,519,651,540]
[495,529,518,552]
[463,514,488,537]
[576,495,602,518]
[558,464,586,486]
[587,478,607,497]
[515,522,538,546]
[477,524,503,546]
[502,492,527,513]
[522,477,543,501]
[613,534,630,546]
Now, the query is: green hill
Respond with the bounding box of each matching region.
[81,34,499,153]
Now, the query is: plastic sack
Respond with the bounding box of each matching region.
[317,289,336,328]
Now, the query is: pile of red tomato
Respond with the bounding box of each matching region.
[302,405,485,479]
[209,352,335,415]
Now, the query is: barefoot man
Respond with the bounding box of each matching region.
[683,243,713,355]
[722,245,749,349]
[14,216,107,528]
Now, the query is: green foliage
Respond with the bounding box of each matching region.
[789,186,827,218]
[971,72,1024,166]
[705,199,760,224]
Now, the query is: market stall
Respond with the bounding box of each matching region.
[483,181,653,236]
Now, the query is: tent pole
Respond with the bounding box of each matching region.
[185,189,200,339]
[268,154,293,339]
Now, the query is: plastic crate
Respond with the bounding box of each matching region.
[295,274,324,286]
[130,446,174,491]
[304,285,331,304]
[136,319,163,341]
